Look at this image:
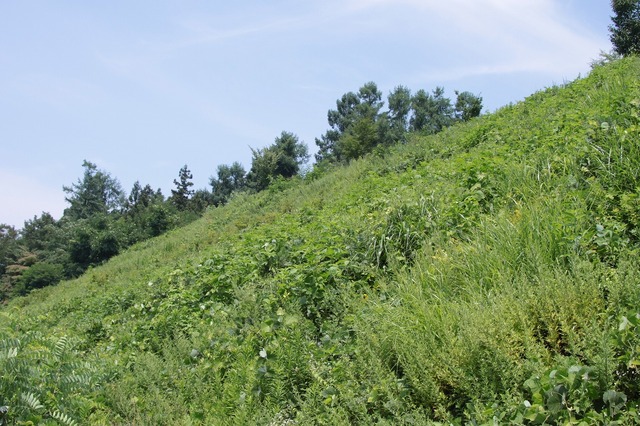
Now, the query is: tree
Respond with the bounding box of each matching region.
[191,189,215,213]
[66,214,121,274]
[63,160,124,220]
[454,91,483,122]
[210,162,247,206]
[383,85,413,145]
[339,116,379,160]
[14,262,64,295]
[0,224,21,277]
[125,182,163,215]
[316,82,384,163]
[387,86,412,132]
[20,212,67,268]
[410,87,453,134]
[610,0,640,56]
[170,165,194,211]
[21,212,57,254]
[248,132,309,191]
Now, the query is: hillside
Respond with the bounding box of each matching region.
[2,58,640,425]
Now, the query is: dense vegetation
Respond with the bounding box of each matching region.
[1,56,640,424]
[0,82,478,302]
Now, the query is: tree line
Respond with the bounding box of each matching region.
[1,81,484,300]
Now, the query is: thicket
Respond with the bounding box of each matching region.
[1,57,640,424]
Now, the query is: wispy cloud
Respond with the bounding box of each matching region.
[340,0,604,79]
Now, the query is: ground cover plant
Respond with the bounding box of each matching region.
[2,58,640,425]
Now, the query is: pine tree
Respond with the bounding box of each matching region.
[170,165,194,211]
[610,0,640,56]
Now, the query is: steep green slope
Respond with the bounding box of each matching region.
[2,58,640,425]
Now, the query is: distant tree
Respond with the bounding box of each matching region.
[125,182,163,215]
[147,205,172,237]
[610,0,640,56]
[20,212,67,267]
[316,82,385,162]
[379,85,414,145]
[66,215,120,273]
[339,117,379,160]
[356,81,384,118]
[0,224,21,277]
[170,165,194,211]
[316,92,360,162]
[191,189,215,213]
[387,86,412,132]
[410,87,453,134]
[454,91,483,122]
[248,132,309,191]
[63,160,124,220]
[120,182,169,244]
[210,162,247,206]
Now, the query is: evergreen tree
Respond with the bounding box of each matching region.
[210,162,247,206]
[63,160,124,220]
[316,82,385,162]
[170,165,194,211]
[610,0,640,56]
[0,224,21,277]
[248,132,308,191]
[410,87,453,134]
[454,91,483,122]
[384,85,413,144]
[387,85,412,132]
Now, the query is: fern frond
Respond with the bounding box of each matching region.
[0,338,21,350]
[50,409,78,426]
[20,392,44,412]
[21,331,44,346]
[0,347,18,361]
[61,373,93,389]
[53,336,69,359]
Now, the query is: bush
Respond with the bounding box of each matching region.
[15,262,63,295]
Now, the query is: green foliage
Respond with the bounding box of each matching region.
[210,161,247,206]
[3,57,640,424]
[410,87,453,134]
[63,160,124,220]
[610,0,640,56]
[247,131,309,191]
[454,90,483,121]
[15,262,63,295]
[0,224,20,276]
[0,326,105,425]
[170,164,195,211]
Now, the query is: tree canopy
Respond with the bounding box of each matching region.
[62,160,124,220]
[610,0,640,56]
[248,131,309,191]
[170,165,195,211]
[210,162,247,206]
[316,83,482,163]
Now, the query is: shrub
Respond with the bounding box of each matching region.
[15,262,63,295]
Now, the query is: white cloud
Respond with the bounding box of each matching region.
[341,0,604,78]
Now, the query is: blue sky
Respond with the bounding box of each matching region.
[1,1,612,228]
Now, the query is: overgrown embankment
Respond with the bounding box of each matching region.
[2,58,640,425]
